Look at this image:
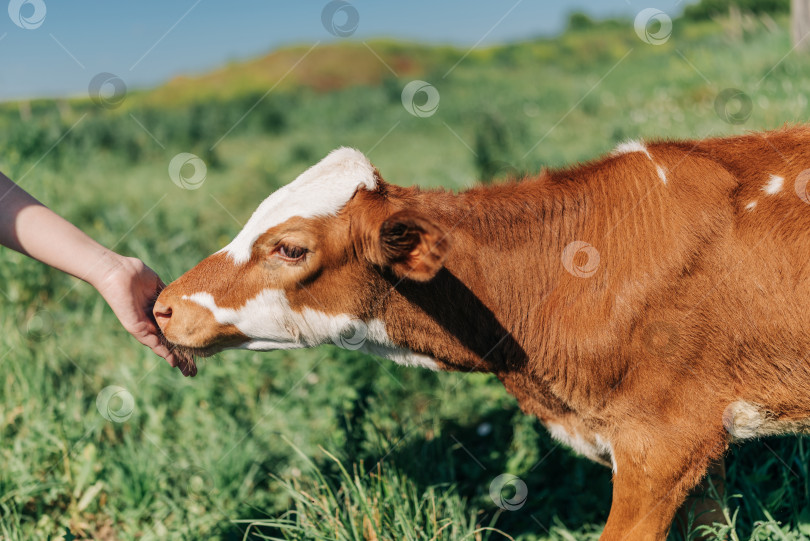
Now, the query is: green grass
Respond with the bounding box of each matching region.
[237,439,509,541]
[3,11,810,540]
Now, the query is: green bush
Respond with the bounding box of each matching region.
[683,0,790,20]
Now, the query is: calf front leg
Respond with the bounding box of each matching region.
[600,438,726,541]
[676,458,727,538]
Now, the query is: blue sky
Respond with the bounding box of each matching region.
[0,0,688,101]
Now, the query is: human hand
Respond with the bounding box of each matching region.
[0,173,196,374]
[93,255,197,376]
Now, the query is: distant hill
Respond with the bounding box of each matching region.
[139,40,462,106]
[135,23,653,108]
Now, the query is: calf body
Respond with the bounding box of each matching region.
[155,126,810,539]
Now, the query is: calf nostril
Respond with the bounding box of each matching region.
[153,302,173,325]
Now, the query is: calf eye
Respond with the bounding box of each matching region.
[277,244,308,261]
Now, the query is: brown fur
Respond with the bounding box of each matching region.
[155,126,810,539]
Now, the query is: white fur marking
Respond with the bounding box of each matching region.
[362,320,440,370]
[184,290,301,347]
[613,140,667,185]
[723,400,767,440]
[656,165,667,185]
[723,400,810,439]
[219,148,377,264]
[763,174,784,195]
[547,423,616,472]
[745,201,757,211]
[594,434,617,474]
[612,140,652,159]
[183,289,439,370]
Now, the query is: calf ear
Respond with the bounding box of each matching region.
[377,210,449,281]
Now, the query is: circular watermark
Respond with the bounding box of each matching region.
[22,309,55,341]
[489,474,528,511]
[180,466,215,504]
[561,241,600,278]
[795,169,810,204]
[332,318,368,350]
[168,153,207,190]
[88,73,127,110]
[401,80,440,118]
[321,0,359,37]
[8,0,46,29]
[714,88,752,125]
[641,321,680,358]
[96,385,135,423]
[634,8,672,45]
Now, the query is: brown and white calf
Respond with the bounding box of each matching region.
[154,126,810,540]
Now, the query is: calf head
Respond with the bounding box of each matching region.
[154,148,449,367]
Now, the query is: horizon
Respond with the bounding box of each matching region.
[0,0,688,102]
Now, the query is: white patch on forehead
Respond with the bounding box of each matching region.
[219,147,378,264]
[183,289,439,370]
[763,174,784,195]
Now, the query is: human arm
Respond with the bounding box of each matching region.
[0,172,195,376]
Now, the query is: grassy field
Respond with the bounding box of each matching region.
[3,9,810,540]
